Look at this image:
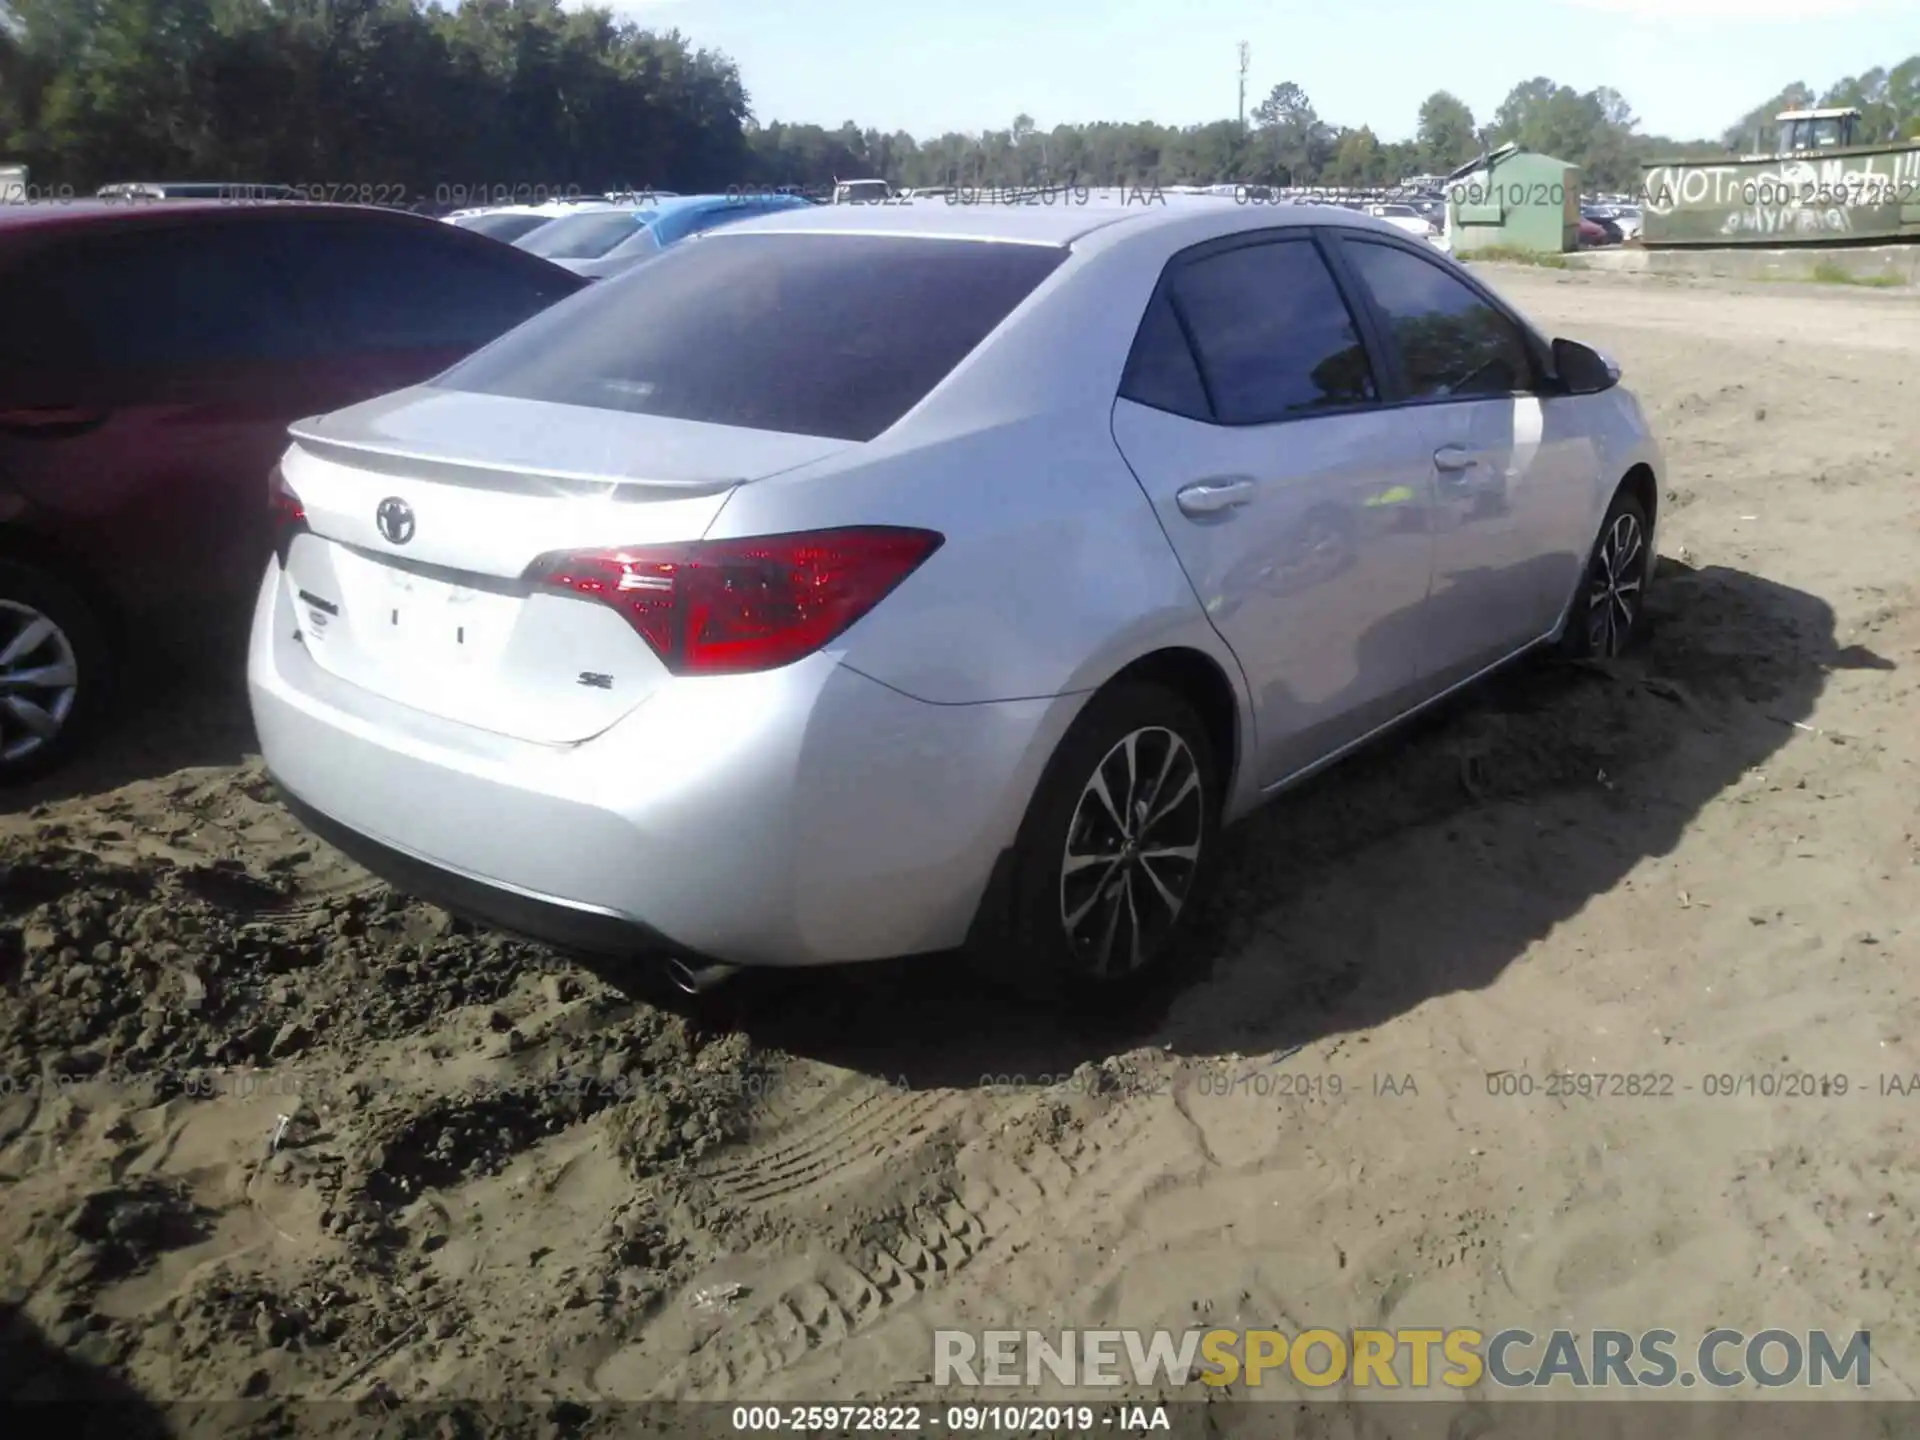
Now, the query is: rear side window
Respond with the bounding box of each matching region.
[1119,291,1210,419]
[260,217,578,352]
[435,233,1070,442]
[1340,240,1537,399]
[0,255,46,372]
[1168,237,1377,424]
[6,222,308,371]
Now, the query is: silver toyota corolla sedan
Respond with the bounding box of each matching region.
[249,200,1662,996]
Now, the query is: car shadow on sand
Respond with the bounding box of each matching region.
[3,641,254,816]
[639,559,1892,1086]
[1,1302,174,1436]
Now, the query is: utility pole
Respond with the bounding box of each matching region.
[1237,41,1251,132]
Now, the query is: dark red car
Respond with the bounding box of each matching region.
[0,200,586,778]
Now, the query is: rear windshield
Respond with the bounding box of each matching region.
[518,210,651,259]
[603,224,665,259]
[458,212,553,243]
[434,232,1069,442]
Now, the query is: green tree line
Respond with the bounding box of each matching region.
[3,1,1916,197]
[0,0,753,193]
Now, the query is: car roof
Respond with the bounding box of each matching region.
[528,203,638,220]
[648,192,810,215]
[0,199,586,286]
[699,196,1413,250]
[0,199,427,234]
[491,200,615,216]
[94,181,296,196]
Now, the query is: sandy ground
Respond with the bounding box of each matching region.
[5,267,1920,1430]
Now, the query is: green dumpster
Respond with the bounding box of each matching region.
[1444,145,1582,256]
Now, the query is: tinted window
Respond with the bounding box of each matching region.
[458,212,554,243]
[263,217,578,352]
[435,233,1068,442]
[7,222,306,371]
[519,210,650,260]
[0,259,49,372]
[1169,238,1376,424]
[1119,291,1209,418]
[1343,240,1536,399]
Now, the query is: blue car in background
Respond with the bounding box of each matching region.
[524,192,818,280]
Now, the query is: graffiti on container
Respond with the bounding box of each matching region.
[1640,141,1920,244]
[1719,203,1851,238]
[1644,150,1920,220]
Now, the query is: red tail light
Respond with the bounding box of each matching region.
[270,465,307,562]
[527,527,944,675]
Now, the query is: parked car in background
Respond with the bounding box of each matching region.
[559,193,819,279]
[447,199,603,244]
[832,178,895,204]
[250,201,1660,999]
[1580,208,1625,245]
[1367,202,1440,240]
[508,203,650,264]
[96,181,301,201]
[1610,204,1643,240]
[447,209,562,243]
[450,212,554,244]
[0,201,585,779]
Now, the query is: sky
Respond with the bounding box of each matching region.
[599,0,1918,143]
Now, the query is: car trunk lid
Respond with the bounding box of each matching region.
[275,386,850,742]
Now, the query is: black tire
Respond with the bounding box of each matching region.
[988,682,1221,1001]
[1560,488,1652,660]
[0,559,111,783]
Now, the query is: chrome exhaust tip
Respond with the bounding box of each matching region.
[664,956,741,995]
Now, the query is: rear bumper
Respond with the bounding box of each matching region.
[272,782,686,957]
[247,562,1078,967]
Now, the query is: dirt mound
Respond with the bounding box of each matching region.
[0,795,773,1410]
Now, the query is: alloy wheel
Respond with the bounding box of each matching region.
[1058,725,1205,976]
[0,600,80,765]
[1585,510,1645,658]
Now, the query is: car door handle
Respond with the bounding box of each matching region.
[1176,477,1257,516]
[1433,446,1479,473]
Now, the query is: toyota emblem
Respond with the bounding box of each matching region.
[375,497,415,545]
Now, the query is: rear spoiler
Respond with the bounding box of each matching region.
[284,427,740,499]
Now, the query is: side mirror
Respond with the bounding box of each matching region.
[1551,337,1620,395]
